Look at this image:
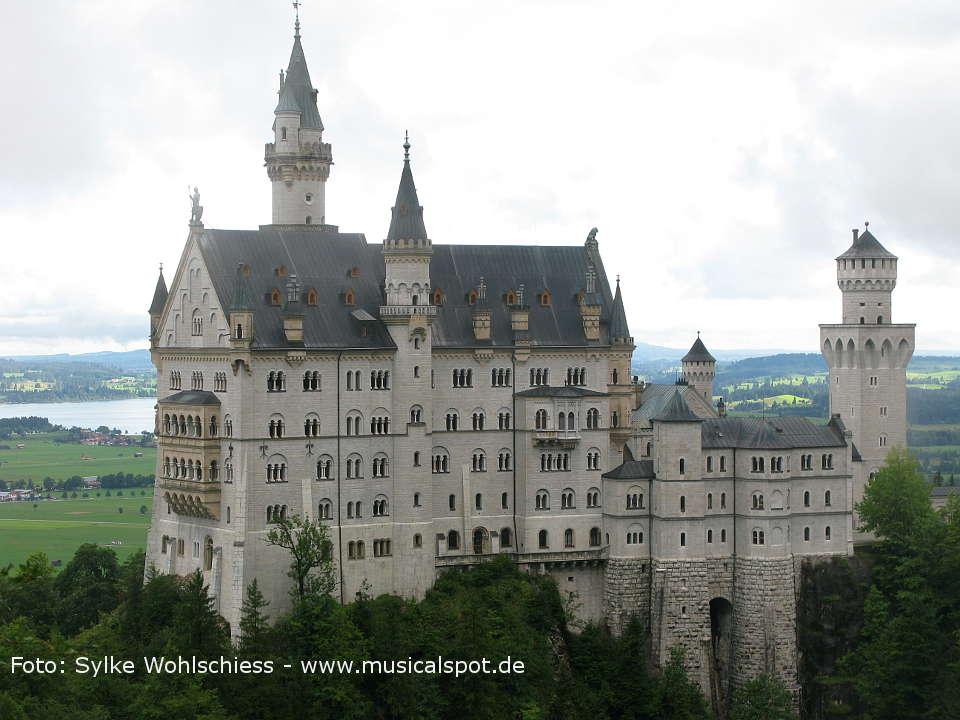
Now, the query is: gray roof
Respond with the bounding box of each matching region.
[196,229,618,349]
[515,386,607,399]
[149,269,168,315]
[837,228,896,260]
[683,336,715,363]
[229,263,255,312]
[602,459,655,480]
[275,35,324,130]
[931,486,960,497]
[633,384,711,426]
[160,390,221,406]
[653,389,702,423]
[386,157,428,242]
[701,416,845,449]
[609,280,631,341]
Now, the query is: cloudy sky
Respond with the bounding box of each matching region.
[1,0,958,356]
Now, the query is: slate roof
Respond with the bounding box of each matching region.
[602,459,655,480]
[683,336,715,363]
[931,486,960,497]
[160,390,221,406]
[275,35,324,130]
[195,229,617,349]
[515,386,607,398]
[633,384,713,426]
[149,269,168,315]
[700,416,845,449]
[653,389,702,422]
[609,280,631,341]
[387,156,428,242]
[837,228,896,260]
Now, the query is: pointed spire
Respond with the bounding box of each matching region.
[275,16,323,130]
[386,134,429,242]
[609,276,631,342]
[293,0,301,38]
[682,335,715,363]
[230,263,255,312]
[149,264,168,315]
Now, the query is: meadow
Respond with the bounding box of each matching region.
[0,492,153,568]
[0,433,156,483]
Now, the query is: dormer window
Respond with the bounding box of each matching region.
[539,290,551,307]
[505,290,517,305]
[270,289,281,306]
[307,289,318,306]
[344,289,355,306]
[350,267,360,278]
[433,288,444,305]
[468,289,478,305]
[275,265,287,278]
[281,127,287,141]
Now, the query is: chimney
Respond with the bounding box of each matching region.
[852,228,859,241]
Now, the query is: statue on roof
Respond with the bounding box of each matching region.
[189,186,204,226]
[586,227,598,243]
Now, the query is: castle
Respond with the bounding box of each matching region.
[145,20,915,709]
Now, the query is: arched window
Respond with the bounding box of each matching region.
[448,494,456,511]
[204,536,213,571]
[472,410,485,431]
[707,529,713,543]
[752,529,765,545]
[707,492,713,510]
[535,489,549,510]
[538,529,549,549]
[825,526,832,540]
[586,408,600,429]
[497,449,512,471]
[344,289,355,306]
[589,527,601,547]
[587,488,600,507]
[271,289,282,306]
[500,527,512,547]
[752,493,764,510]
[432,448,450,474]
[501,492,509,509]
[679,458,685,475]
[804,526,810,541]
[720,456,726,472]
[561,488,575,509]
[535,409,548,430]
[410,405,423,423]
[824,490,832,506]
[680,495,686,512]
[564,528,574,547]
[475,493,482,510]
[471,449,486,472]
[803,490,810,507]
[680,532,686,547]
[318,499,333,520]
[281,126,287,140]
[445,411,459,431]
[447,530,460,550]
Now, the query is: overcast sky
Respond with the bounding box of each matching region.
[1,0,958,357]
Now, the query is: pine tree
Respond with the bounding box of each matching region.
[238,578,270,651]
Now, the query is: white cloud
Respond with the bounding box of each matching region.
[0,0,957,355]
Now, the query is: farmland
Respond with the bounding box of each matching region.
[0,492,153,568]
[0,433,156,483]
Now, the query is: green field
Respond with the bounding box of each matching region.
[0,493,153,568]
[0,434,156,483]
[726,394,813,409]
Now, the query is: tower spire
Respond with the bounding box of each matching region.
[293,0,301,38]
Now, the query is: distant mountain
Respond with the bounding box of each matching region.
[4,349,153,372]
[632,342,797,363]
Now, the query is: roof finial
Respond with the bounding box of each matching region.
[616,274,620,287]
[864,220,869,229]
[159,262,163,274]
[403,130,410,161]
[697,330,701,337]
[293,0,301,37]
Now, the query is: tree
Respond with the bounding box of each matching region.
[140,505,148,514]
[238,579,270,651]
[857,447,934,543]
[172,570,229,657]
[265,514,336,603]
[648,647,711,720]
[53,543,121,636]
[731,674,796,720]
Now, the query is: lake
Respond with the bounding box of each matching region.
[0,398,156,434]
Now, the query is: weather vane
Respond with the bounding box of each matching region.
[403,130,410,160]
[293,0,301,36]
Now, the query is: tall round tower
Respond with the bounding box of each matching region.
[682,334,716,404]
[820,223,915,532]
[264,18,333,227]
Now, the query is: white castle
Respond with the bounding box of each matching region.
[146,21,915,707]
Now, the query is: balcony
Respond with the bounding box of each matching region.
[157,434,221,451]
[436,547,606,569]
[157,477,221,520]
[533,430,580,448]
[378,304,438,321]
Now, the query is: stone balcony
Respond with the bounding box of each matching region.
[435,547,607,569]
[157,434,222,451]
[533,430,581,448]
[157,477,221,520]
[379,304,438,321]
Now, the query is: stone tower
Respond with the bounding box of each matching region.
[819,224,915,523]
[682,334,716,405]
[148,266,168,348]
[378,136,437,591]
[264,18,333,226]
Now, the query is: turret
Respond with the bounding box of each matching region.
[682,334,716,404]
[282,275,304,346]
[471,277,492,341]
[148,265,168,346]
[652,389,703,481]
[381,134,434,314]
[264,18,333,227]
[579,264,602,341]
[836,223,898,325]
